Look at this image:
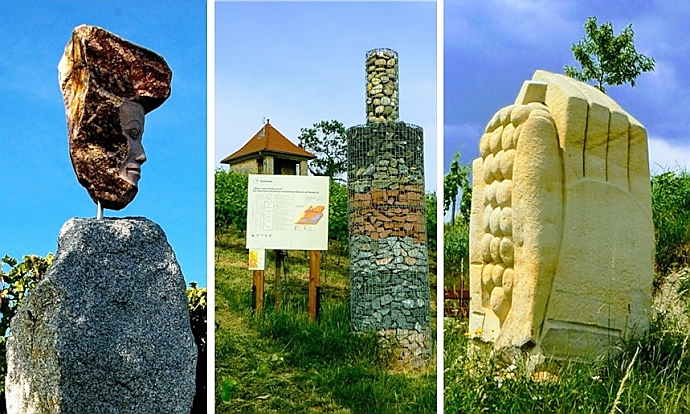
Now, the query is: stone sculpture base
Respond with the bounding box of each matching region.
[5,217,197,414]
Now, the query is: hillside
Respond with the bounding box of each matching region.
[215,228,437,413]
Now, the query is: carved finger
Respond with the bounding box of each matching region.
[532,70,588,179]
[569,83,610,181]
[606,109,630,189]
[585,103,610,180]
[628,118,652,216]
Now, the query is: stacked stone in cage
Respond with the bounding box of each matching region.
[348,45,432,367]
[366,48,399,123]
[348,122,429,334]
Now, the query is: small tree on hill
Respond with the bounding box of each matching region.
[444,152,471,226]
[565,16,655,93]
[297,120,347,182]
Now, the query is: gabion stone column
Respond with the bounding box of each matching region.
[348,48,430,367]
[366,48,399,123]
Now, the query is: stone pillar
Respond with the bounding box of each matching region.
[348,48,430,367]
[300,160,308,176]
[6,218,197,413]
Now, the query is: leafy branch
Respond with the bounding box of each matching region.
[297,120,347,182]
[565,16,655,92]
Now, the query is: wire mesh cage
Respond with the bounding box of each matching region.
[346,121,429,331]
[365,48,399,123]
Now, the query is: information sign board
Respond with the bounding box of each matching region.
[246,175,329,250]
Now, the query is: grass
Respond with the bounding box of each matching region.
[651,170,690,273]
[444,281,690,413]
[215,227,437,413]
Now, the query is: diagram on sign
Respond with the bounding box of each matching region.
[246,175,330,250]
[295,205,325,225]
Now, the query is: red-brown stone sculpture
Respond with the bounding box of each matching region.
[58,25,172,210]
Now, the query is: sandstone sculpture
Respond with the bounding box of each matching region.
[468,70,654,363]
[58,25,172,210]
[348,49,430,367]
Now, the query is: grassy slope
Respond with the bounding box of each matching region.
[215,228,437,413]
[444,268,690,413]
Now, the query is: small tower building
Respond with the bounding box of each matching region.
[220,119,316,176]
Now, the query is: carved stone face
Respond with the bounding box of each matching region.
[58,25,171,211]
[119,101,146,186]
[65,98,142,211]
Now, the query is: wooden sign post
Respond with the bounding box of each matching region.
[308,250,321,320]
[274,250,283,309]
[252,269,264,313]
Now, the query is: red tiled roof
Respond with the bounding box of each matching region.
[221,120,316,164]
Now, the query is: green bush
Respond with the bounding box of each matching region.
[329,180,349,250]
[215,168,249,230]
[444,221,469,286]
[187,282,208,414]
[652,169,690,273]
[425,192,437,252]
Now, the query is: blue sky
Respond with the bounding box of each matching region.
[445,0,690,178]
[215,1,437,191]
[0,1,207,286]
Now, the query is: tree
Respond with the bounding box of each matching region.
[297,120,347,182]
[328,180,349,254]
[443,152,471,226]
[425,192,437,252]
[565,16,655,93]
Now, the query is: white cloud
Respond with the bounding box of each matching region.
[445,0,576,51]
[648,136,690,174]
[492,0,575,42]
